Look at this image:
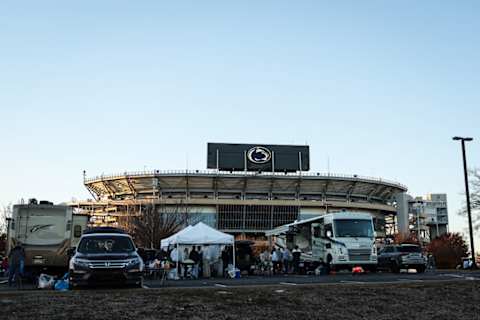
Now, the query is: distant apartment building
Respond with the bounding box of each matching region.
[408,193,449,243]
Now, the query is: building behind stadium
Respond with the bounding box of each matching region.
[70,143,448,243]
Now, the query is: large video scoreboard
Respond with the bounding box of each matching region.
[207,143,309,172]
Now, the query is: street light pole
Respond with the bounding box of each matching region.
[453,136,477,269]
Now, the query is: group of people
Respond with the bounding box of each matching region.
[149,244,304,279]
[259,245,302,274]
[147,245,234,279]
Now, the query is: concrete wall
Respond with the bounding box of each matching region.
[298,207,326,220]
[396,192,409,235]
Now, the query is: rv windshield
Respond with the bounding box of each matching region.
[334,219,373,238]
[77,236,135,254]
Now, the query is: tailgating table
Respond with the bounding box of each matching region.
[181,259,196,279]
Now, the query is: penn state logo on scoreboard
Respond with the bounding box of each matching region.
[247,146,272,164]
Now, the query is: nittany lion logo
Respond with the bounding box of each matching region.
[247,146,272,164]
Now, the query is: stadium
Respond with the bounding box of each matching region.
[71,143,409,240]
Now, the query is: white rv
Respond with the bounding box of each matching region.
[266,212,377,271]
[6,202,89,272]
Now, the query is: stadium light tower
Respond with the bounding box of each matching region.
[452,136,477,269]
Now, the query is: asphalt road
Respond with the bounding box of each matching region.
[144,269,480,289]
[2,269,479,292]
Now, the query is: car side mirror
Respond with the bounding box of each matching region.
[67,247,76,256]
[326,230,332,238]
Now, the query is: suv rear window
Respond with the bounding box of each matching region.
[397,246,421,253]
[78,235,135,254]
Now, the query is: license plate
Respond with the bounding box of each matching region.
[33,259,45,265]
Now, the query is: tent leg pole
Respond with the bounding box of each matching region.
[232,243,236,275]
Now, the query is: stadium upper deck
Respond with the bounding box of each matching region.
[83,170,407,206]
[76,170,407,235]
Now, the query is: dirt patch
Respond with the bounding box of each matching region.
[2,281,479,320]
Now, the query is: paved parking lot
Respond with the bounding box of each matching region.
[1,269,479,292]
[143,269,480,289]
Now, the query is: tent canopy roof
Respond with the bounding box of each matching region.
[161,222,234,247]
[160,225,194,248]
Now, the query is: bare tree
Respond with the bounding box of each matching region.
[0,203,12,235]
[127,201,189,249]
[458,168,480,231]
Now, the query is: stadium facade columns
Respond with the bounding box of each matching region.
[395,192,410,236]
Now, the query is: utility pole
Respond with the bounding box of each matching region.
[452,136,477,269]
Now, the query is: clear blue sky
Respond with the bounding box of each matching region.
[1,1,479,247]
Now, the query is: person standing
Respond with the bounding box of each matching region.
[8,244,25,288]
[283,247,292,274]
[271,248,280,275]
[197,246,203,278]
[182,248,190,278]
[260,249,271,275]
[221,246,230,277]
[183,247,189,261]
[169,246,182,280]
[202,245,211,278]
[157,248,168,262]
[278,248,284,274]
[427,253,436,271]
[1,256,9,277]
[189,246,200,279]
[170,246,179,264]
[209,245,222,277]
[292,245,302,274]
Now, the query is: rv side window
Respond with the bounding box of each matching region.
[74,225,82,238]
[313,226,321,238]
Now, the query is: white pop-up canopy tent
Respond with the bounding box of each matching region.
[160,222,236,272]
[160,225,194,248]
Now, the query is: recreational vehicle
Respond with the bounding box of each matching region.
[266,212,377,272]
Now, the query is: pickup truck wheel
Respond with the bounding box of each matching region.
[390,262,400,273]
[368,266,377,273]
[416,266,426,273]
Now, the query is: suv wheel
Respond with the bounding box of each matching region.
[138,277,144,288]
